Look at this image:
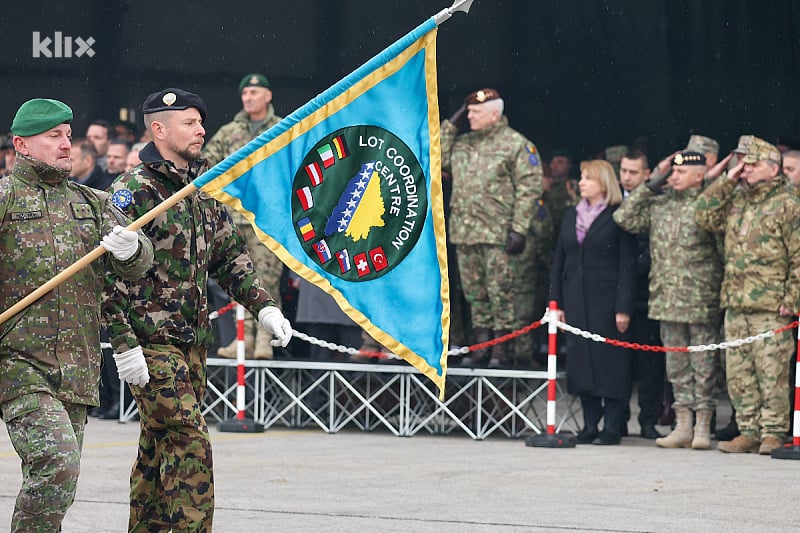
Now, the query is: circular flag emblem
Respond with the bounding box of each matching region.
[291,125,427,281]
[111,189,133,209]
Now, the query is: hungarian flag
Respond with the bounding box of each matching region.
[193,18,449,398]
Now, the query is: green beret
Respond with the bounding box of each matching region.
[239,73,270,93]
[11,98,73,136]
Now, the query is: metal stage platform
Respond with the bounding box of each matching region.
[120,359,581,440]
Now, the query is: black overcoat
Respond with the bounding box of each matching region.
[549,205,637,400]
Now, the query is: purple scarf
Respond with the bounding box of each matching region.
[575,199,606,244]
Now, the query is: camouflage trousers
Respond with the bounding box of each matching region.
[456,243,517,331]
[659,321,721,410]
[238,221,284,341]
[508,236,540,366]
[724,310,791,440]
[130,344,213,533]
[1,392,86,533]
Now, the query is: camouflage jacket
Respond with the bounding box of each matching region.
[695,174,800,312]
[613,183,723,323]
[103,142,276,354]
[203,106,282,167]
[0,155,153,406]
[441,118,543,245]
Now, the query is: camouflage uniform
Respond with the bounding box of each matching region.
[440,118,543,331]
[204,107,284,304]
[695,141,800,441]
[614,183,724,410]
[1,154,152,532]
[511,198,553,366]
[104,142,277,532]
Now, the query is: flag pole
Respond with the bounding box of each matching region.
[434,0,475,25]
[0,182,198,327]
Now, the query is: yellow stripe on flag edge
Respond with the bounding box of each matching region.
[203,29,449,399]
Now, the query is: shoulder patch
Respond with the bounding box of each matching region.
[528,153,540,166]
[111,189,133,209]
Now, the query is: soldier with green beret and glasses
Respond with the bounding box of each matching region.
[696,136,800,455]
[0,98,153,532]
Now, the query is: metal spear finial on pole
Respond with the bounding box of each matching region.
[433,0,475,26]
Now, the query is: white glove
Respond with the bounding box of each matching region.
[258,306,293,347]
[102,225,139,261]
[113,346,150,387]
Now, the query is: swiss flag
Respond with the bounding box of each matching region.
[353,252,370,277]
[369,246,388,271]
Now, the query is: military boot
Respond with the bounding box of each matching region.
[717,434,759,453]
[216,320,255,358]
[460,328,491,367]
[488,330,512,369]
[691,409,713,450]
[655,406,693,448]
[253,328,274,359]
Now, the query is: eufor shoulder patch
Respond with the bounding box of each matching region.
[111,189,133,209]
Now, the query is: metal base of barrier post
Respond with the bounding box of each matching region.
[218,418,264,433]
[525,433,576,448]
[771,445,800,460]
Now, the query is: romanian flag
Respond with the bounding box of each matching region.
[193,18,449,397]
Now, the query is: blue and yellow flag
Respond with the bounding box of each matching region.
[194,18,449,397]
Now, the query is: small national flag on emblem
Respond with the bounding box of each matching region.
[317,144,335,168]
[296,186,314,210]
[313,239,332,263]
[297,217,316,241]
[332,135,349,160]
[353,252,371,277]
[335,249,351,273]
[305,162,323,186]
[369,246,389,271]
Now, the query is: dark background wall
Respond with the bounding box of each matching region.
[1,0,798,163]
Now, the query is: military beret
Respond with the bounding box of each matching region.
[685,134,719,155]
[464,88,501,105]
[743,137,781,165]
[549,148,572,160]
[11,98,73,137]
[732,135,754,154]
[239,73,270,93]
[672,151,706,166]
[142,88,207,122]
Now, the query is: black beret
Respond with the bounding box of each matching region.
[142,88,207,122]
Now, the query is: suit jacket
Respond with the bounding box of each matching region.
[549,204,636,399]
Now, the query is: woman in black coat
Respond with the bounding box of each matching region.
[549,159,636,445]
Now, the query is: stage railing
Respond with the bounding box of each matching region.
[120,359,580,440]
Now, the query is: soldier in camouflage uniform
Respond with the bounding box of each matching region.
[104,88,292,532]
[0,98,153,533]
[615,150,724,450]
[441,88,543,368]
[695,137,800,455]
[204,73,284,359]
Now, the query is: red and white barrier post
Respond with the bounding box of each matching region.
[772,315,800,459]
[218,304,264,433]
[525,300,576,448]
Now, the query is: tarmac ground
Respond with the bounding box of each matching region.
[1,395,799,532]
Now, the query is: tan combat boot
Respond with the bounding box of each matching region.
[253,328,274,359]
[655,406,693,448]
[216,320,255,358]
[717,434,759,453]
[691,409,713,450]
[758,435,782,455]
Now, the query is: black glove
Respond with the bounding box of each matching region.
[646,168,671,193]
[448,104,467,130]
[505,230,526,255]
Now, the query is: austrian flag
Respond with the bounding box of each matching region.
[296,186,314,210]
[305,162,323,186]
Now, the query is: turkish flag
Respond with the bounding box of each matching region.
[369,246,388,271]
